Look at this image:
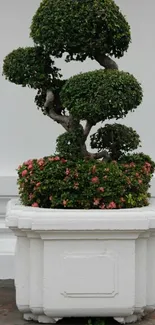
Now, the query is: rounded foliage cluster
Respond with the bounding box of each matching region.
[56,128,84,160]
[3,47,59,89]
[60,69,143,123]
[119,152,155,168]
[17,154,155,210]
[91,123,141,160]
[30,0,131,62]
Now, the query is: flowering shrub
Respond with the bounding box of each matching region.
[17,154,155,209]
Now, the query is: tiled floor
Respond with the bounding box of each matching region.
[1,281,155,325]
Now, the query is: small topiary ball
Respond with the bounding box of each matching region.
[3,47,58,89]
[56,128,85,160]
[91,123,141,160]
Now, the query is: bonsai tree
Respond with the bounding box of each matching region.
[3,0,155,209]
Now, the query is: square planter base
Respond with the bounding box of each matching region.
[6,199,155,324]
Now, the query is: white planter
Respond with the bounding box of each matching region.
[6,199,155,324]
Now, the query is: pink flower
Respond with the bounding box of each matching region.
[103,175,108,180]
[136,172,140,178]
[123,164,129,168]
[107,201,116,209]
[24,159,33,166]
[28,159,33,164]
[74,182,79,190]
[100,203,105,209]
[48,157,54,162]
[91,176,99,184]
[130,162,136,167]
[31,180,35,184]
[98,187,104,192]
[138,179,143,184]
[36,182,41,187]
[54,156,60,161]
[126,177,131,185]
[38,159,44,166]
[143,167,149,174]
[92,165,96,174]
[28,164,33,170]
[145,162,151,167]
[29,193,34,200]
[49,196,53,201]
[74,171,79,179]
[18,165,22,170]
[93,198,100,206]
[65,168,70,176]
[32,202,39,207]
[63,200,68,207]
[22,170,28,177]
[143,162,151,174]
[61,158,67,163]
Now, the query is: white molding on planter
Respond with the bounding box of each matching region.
[1,172,155,281]
[150,173,155,197]
[6,198,155,323]
[0,176,18,279]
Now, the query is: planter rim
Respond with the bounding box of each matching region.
[5,199,155,232]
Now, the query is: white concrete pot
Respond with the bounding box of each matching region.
[6,199,155,324]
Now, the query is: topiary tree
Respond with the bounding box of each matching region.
[3,0,143,162]
[3,0,155,211]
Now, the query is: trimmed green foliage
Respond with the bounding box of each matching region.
[56,127,85,160]
[3,47,59,89]
[91,123,141,160]
[30,0,131,61]
[60,70,143,123]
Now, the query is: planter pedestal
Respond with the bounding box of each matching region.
[6,199,155,324]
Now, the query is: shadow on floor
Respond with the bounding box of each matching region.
[0,280,154,325]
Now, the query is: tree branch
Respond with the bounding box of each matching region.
[88,150,110,161]
[89,150,110,160]
[83,149,110,160]
[83,121,93,140]
[81,143,110,161]
[48,110,70,132]
[44,90,70,131]
[95,54,118,70]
